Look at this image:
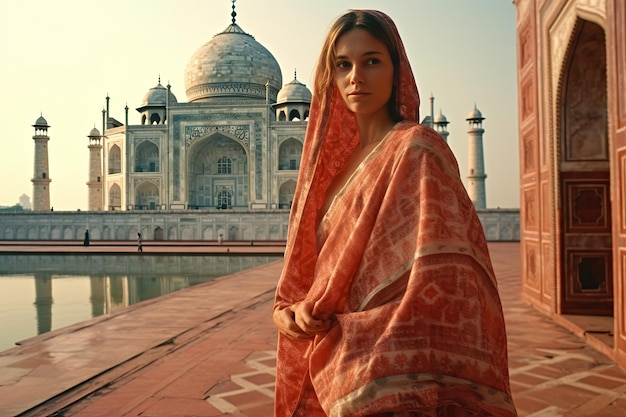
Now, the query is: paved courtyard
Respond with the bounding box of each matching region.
[1,242,626,416]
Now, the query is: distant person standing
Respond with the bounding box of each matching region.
[83,230,90,246]
[137,232,143,253]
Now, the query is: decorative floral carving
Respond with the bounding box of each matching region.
[133,177,161,187]
[185,125,250,147]
[564,21,608,161]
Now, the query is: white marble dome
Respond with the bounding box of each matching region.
[141,82,178,107]
[434,112,448,124]
[184,23,282,103]
[466,105,484,120]
[277,77,312,104]
[88,127,100,137]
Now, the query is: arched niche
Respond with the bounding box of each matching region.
[135,141,159,172]
[278,138,303,170]
[109,145,121,174]
[135,181,160,210]
[109,183,121,211]
[279,179,296,209]
[187,133,248,209]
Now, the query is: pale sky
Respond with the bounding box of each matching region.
[0,0,519,210]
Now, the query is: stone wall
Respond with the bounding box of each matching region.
[476,209,520,241]
[0,209,519,242]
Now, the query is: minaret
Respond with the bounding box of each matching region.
[433,110,450,142]
[429,93,435,128]
[87,127,104,211]
[466,105,487,209]
[31,115,51,211]
[420,93,436,128]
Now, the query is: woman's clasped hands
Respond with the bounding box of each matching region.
[273,301,332,340]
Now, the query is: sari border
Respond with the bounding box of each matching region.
[358,247,498,313]
[329,373,517,417]
[357,260,412,312]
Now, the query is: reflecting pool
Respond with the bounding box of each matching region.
[0,254,281,352]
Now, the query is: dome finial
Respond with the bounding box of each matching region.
[294,68,297,80]
[158,74,161,84]
[231,0,237,24]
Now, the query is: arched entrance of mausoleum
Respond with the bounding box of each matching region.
[557,19,613,317]
[187,133,249,209]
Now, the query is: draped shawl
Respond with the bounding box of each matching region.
[274,9,516,417]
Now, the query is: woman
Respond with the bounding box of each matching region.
[273,9,517,417]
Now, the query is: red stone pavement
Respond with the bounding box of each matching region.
[1,242,626,416]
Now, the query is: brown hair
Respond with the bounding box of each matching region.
[313,10,402,119]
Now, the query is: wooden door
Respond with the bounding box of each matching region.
[560,172,613,315]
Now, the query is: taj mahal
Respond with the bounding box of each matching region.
[6,3,519,242]
[89,10,309,213]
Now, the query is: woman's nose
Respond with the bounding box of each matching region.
[350,66,364,84]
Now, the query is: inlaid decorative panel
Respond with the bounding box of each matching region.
[518,18,534,70]
[520,74,536,125]
[521,125,537,175]
[564,250,612,300]
[523,185,539,231]
[541,180,552,233]
[542,242,554,299]
[561,248,613,316]
[524,239,540,292]
[563,180,610,233]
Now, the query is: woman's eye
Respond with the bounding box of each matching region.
[336,61,349,69]
[367,58,380,65]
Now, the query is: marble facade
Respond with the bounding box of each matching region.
[0,209,519,242]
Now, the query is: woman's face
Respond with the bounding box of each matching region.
[334,28,394,119]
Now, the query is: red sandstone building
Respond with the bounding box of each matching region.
[515,0,626,368]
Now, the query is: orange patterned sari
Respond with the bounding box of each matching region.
[274,10,516,417]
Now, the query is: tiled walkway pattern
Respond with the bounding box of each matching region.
[3,242,626,416]
[489,243,626,416]
[206,351,276,414]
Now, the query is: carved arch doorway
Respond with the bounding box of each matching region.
[558,20,613,316]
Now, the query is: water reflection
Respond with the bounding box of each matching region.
[0,254,281,352]
[34,273,53,334]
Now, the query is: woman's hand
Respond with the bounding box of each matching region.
[273,301,331,340]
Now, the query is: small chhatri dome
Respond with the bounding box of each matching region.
[277,72,312,104]
[88,127,101,137]
[184,5,282,103]
[141,79,178,107]
[434,111,448,124]
[466,105,485,121]
[33,114,49,128]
